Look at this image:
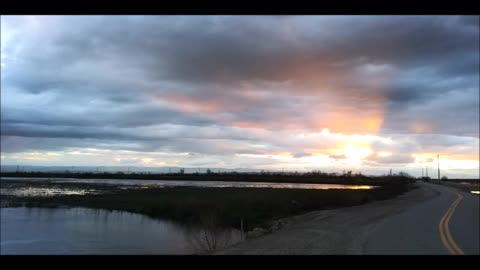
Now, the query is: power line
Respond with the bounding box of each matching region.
[437,154,441,180]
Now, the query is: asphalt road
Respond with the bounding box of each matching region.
[364,182,479,255]
[216,182,479,255]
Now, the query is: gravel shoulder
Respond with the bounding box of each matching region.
[214,182,439,254]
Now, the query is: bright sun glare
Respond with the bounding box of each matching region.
[341,145,373,164]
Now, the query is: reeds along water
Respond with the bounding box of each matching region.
[182,212,243,253]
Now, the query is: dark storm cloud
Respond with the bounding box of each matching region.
[1,82,215,130]
[456,15,480,28]
[5,16,477,89]
[0,136,147,153]
[0,123,154,141]
[142,16,477,85]
[380,88,479,137]
[1,15,478,161]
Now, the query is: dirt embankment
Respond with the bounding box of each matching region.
[214,182,438,254]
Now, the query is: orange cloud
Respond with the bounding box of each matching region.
[410,122,433,133]
[320,111,385,134]
[230,120,266,129]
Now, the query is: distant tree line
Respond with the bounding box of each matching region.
[1,169,417,185]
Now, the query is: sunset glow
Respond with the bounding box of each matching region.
[1,15,479,178]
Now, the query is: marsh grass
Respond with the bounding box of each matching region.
[1,181,412,231]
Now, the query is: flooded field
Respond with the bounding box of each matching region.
[1,207,242,254]
[0,177,377,191]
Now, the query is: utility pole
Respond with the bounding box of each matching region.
[426,167,428,178]
[421,168,424,177]
[240,218,244,239]
[437,155,441,180]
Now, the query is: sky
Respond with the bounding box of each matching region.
[1,15,479,178]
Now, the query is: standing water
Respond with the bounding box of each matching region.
[0,207,242,254]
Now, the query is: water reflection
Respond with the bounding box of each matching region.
[0,207,241,254]
[0,177,377,190]
[0,187,98,196]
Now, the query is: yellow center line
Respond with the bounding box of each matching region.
[439,191,465,255]
[444,195,464,255]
